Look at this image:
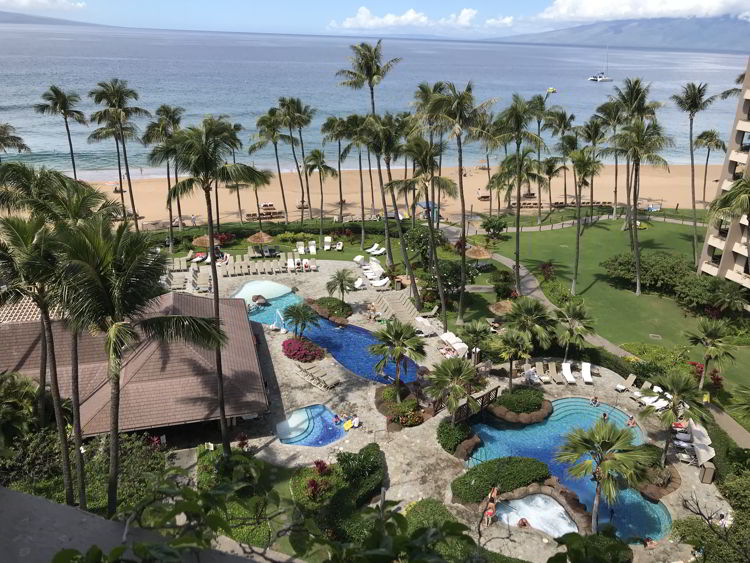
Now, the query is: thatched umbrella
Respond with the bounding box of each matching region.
[247,231,274,244]
[489,300,514,317]
[192,235,210,247]
[465,245,492,262]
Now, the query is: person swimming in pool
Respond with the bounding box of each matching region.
[590,396,599,407]
[601,412,609,421]
[333,414,342,425]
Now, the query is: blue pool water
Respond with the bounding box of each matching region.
[304,318,420,384]
[276,404,345,447]
[233,280,303,326]
[470,397,672,541]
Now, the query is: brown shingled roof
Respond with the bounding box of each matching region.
[0,293,268,436]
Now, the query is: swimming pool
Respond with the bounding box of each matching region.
[233,281,303,326]
[304,318,420,384]
[470,397,671,541]
[496,494,578,537]
[276,404,345,447]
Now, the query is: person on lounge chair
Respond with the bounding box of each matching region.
[484,487,498,526]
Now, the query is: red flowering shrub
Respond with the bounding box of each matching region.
[710,369,724,390]
[282,338,324,362]
[687,361,704,384]
[306,478,328,500]
[313,459,330,476]
[215,233,236,245]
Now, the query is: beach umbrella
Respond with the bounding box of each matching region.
[688,419,712,446]
[465,246,492,261]
[489,300,514,316]
[247,231,274,244]
[693,442,716,467]
[192,235,210,247]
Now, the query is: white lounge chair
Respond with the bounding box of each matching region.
[371,247,387,256]
[324,236,332,251]
[353,278,364,290]
[615,374,636,393]
[353,255,364,265]
[336,241,344,251]
[365,243,379,253]
[308,241,317,255]
[581,362,593,384]
[453,342,469,358]
[296,241,305,255]
[561,362,576,384]
[675,432,692,442]
[631,381,652,401]
[372,277,391,290]
[310,258,318,271]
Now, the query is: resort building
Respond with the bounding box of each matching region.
[699,57,750,290]
[0,292,269,436]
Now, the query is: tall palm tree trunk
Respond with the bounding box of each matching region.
[106,351,122,517]
[236,187,244,224]
[70,330,86,510]
[214,179,221,233]
[612,128,618,218]
[298,130,312,222]
[288,125,306,223]
[40,307,74,506]
[589,146,596,221]
[508,358,514,392]
[203,186,232,457]
[174,164,183,231]
[114,138,127,220]
[273,143,289,223]
[688,116,698,265]
[255,188,264,235]
[64,117,77,181]
[318,172,324,246]
[514,141,523,293]
[118,132,138,232]
[36,317,47,426]
[572,180,583,296]
[166,161,174,253]
[385,162,422,310]
[562,160,568,204]
[633,161,643,296]
[486,150,493,217]
[624,158,634,249]
[358,149,366,250]
[425,181,449,332]
[375,155,393,265]
[366,148,376,214]
[700,358,709,390]
[702,148,711,208]
[456,135,468,322]
[592,482,601,534]
[337,140,343,223]
[437,132,444,230]
[536,121,542,221]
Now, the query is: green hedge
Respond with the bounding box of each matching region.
[405,499,528,562]
[437,419,471,454]
[451,457,549,503]
[315,297,353,318]
[494,386,544,413]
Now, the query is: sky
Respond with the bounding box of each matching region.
[1,0,749,36]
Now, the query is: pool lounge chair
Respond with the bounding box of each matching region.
[296,241,306,255]
[365,243,380,254]
[310,259,318,271]
[371,247,387,256]
[631,381,652,401]
[336,241,344,251]
[535,361,551,384]
[308,241,317,255]
[287,256,296,272]
[421,304,439,318]
[547,362,561,384]
[302,258,310,272]
[353,255,364,265]
[353,278,364,290]
[675,432,692,442]
[452,342,469,358]
[676,452,698,465]
[324,236,332,251]
[372,277,391,290]
[561,362,576,384]
[615,374,636,393]
[581,362,593,384]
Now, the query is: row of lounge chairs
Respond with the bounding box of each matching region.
[245,210,285,220]
[523,361,596,385]
[439,332,469,358]
[169,257,190,272]
[295,363,342,391]
[615,377,672,411]
[322,237,344,251]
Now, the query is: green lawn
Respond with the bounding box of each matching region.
[477,219,749,385]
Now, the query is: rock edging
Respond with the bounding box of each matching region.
[454,434,481,460]
[486,399,553,425]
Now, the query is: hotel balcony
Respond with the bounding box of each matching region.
[738,119,750,134]
[742,215,749,226]
[707,234,726,249]
[722,178,735,191]
[730,150,749,165]
[733,241,748,257]
[701,261,720,276]
[726,269,750,289]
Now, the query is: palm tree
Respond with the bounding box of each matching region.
[694,130,726,206]
[685,318,736,390]
[713,282,749,315]
[337,39,401,117]
[341,114,368,249]
[529,93,558,221]
[156,105,186,230]
[505,296,557,350]
[321,116,348,223]
[557,419,651,534]
[326,268,357,303]
[250,108,296,223]
[283,303,320,339]
[469,110,497,217]
[640,371,705,466]
[614,120,673,295]
[87,116,137,219]
[497,94,543,292]
[540,156,566,214]
[671,83,717,265]
[305,148,337,246]
[0,123,30,164]
[459,320,491,365]
[495,329,532,392]
[0,216,74,506]
[279,97,315,223]
[569,147,603,295]
[414,81,448,224]
[720,72,746,100]
[709,178,750,264]
[363,115,395,265]
[543,109,575,204]
[59,217,225,517]
[579,118,606,220]
[370,318,426,402]
[232,173,273,235]
[143,110,179,252]
[89,79,150,232]
[425,358,481,424]
[0,372,37,455]
[555,301,594,362]
[429,82,489,322]
[169,117,271,457]
[34,86,87,180]
[595,101,625,217]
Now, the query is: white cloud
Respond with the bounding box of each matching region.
[538,0,750,21]
[486,15,514,27]
[0,0,85,9]
[329,6,479,30]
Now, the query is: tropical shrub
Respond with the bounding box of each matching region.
[393,411,424,427]
[315,297,353,318]
[404,224,447,266]
[418,260,479,298]
[451,457,549,503]
[492,269,515,299]
[290,465,347,510]
[281,338,324,362]
[391,397,418,417]
[494,386,544,413]
[481,216,508,240]
[541,279,583,308]
[436,419,471,454]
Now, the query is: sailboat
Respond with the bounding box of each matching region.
[588,46,612,82]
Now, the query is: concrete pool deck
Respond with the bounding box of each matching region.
[201,260,730,563]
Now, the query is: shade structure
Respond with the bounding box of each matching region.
[192,235,210,247]
[688,419,712,446]
[693,442,716,466]
[416,201,439,210]
[489,300,514,316]
[247,231,274,244]
[465,246,492,261]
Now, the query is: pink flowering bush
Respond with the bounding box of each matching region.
[282,338,324,362]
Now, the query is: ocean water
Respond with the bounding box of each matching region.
[0,22,746,177]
